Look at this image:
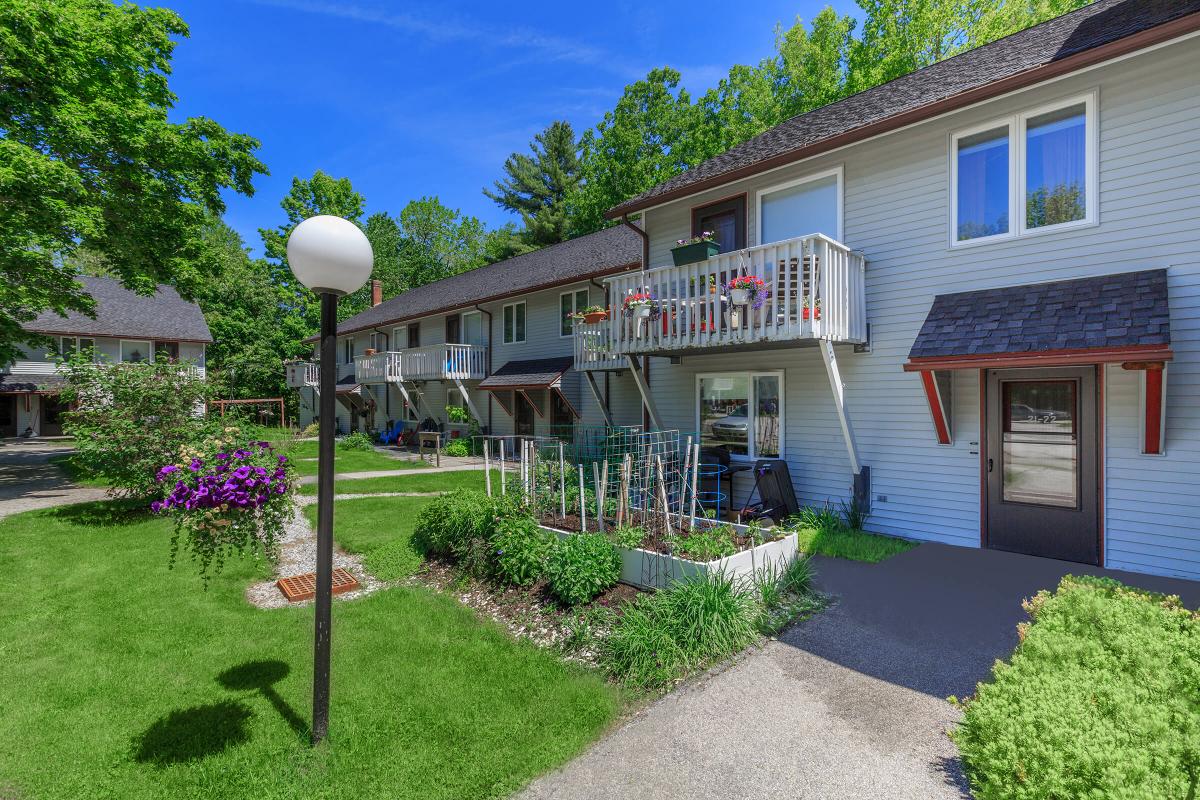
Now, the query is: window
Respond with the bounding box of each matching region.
[342,339,354,364]
[58,337,96,359]
[1002,380,1078,508]
[951,92,1095,246]
[757,168,842,244]
[692,196,746,252]
[560,288,590,336]
[154,341,179,362]
[369,332,388,352]
[445,315,461,344]
[120,340,151,363]
[407,322,420,348]
[392,326,408,350]
[503,302,526,344]
[461,311,484,346]
[697,372,782,459]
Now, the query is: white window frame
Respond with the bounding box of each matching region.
[120,339,152,363]
[392,326,408,350]
[502,301,526,344]
[755,165,844,246]
[950,90,1098,249]
[695,370,785,461]
[461,310,484,346]
[342,339,354,364]
[369,332,388,352]
[559,288,591,337]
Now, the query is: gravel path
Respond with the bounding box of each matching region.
[0,439,110,519]
[297,464,485,484]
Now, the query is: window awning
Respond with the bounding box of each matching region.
[904,270,1172,452]
[479,356,578,419]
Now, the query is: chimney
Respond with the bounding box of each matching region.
[371,279,382,307]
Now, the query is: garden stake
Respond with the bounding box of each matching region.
[656,454,672,538]
[689,443,700,523]
[600,459,609,529]
[484,445,492,497]
[499,439,506,496]
[558,442,566,519]
[592,462,603,532]
[679,435,693,518]
[578,464,587,532]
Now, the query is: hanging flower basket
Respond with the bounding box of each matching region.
[671,232,720,266]
[622,293,660,320]
[569,305,610,325]
[802,297,822,320]
[725,275,768,309]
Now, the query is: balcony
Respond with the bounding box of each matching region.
[3,360,206,381]
[285,362,319,388]
[574,233,866,369]
[354,344,488,384]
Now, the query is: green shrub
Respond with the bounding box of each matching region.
[545,533,621,606]
[338,431,374,451]
[445,405,470,424]
[796,503,841,534]
[751,553,814,610]
[302,422,319,437]
[412,489,495,561]
[364,538,423,581]
[443,438,470,458]
[612,525,645,550]
[671,524,737,562]
[492,515,552,587]
[953,575,1200,800]
[600,571,761,690]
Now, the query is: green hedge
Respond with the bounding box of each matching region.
[953,575,1200,800]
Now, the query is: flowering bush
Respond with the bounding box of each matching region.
[725,275,769,309]
[675,231,716,246]
[152,430,295,583]
[621,292,661,319]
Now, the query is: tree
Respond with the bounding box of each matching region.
[338,212,406,320]
[572,68,698,234]
[484,121,581,249]
[0,0,266,367]
[396,196,492,285]
[258,170,365,329]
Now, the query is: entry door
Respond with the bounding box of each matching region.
[42,396,67,437]
[515,392,535,437]
[0,396,15,437]
[462,311,484,346]
[986,367,1098,564]
[445,315,461,345]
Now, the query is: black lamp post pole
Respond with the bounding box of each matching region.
[312,290,338,744]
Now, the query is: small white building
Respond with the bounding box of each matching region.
[2,276,211,436]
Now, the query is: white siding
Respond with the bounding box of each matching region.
[636,37,1200,579]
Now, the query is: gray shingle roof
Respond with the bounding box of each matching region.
[908,269,1170,361]
[0,373,66,393]
[335,225,641,337]
[25,276,212,343]
[609,0,1200,218]
[478,356,574,389]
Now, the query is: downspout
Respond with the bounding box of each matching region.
[475,304,493,434]
[622,214,651,430]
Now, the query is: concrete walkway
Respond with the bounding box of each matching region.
[297,463,485,484]
[518,543,1199,800]
[0,438,108,518]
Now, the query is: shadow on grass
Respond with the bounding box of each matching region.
[133,701,253,765]
[217,659,308,738]
[46,498,148,528]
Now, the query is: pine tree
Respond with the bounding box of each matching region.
[484,121,581,248]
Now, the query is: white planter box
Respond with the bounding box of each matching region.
[540,518,798,591]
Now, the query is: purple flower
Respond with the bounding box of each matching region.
[215,453,230,461]
[189,459,203,472]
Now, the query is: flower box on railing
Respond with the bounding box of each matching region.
[671,240,720,266]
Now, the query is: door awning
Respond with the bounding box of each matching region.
[904,269,1172,372]
[479,356,578,419]
[904,270,1172,452]
[334,375,363,394]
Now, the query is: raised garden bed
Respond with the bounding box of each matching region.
[538,515,797,591]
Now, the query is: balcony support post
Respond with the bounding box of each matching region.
[819,338,864,476]
[625,355,663,431]
[454,378,485,427]
[584,370,614,427]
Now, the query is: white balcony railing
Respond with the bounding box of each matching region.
[285,362,319,388]
[354,344,488,384]
[3,360,206,381]
[576,233,866,369]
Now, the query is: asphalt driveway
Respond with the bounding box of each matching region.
[0,438,108,518]
[518,543,1199,800]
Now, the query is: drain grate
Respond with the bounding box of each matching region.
[276,568,360,603]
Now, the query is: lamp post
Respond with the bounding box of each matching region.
[286,215,373,745]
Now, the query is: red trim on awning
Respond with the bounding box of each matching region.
[903,344,1173,372]
[1143,367,1165,455]
[920,370,952,445]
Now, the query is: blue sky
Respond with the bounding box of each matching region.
[164,0,860,254]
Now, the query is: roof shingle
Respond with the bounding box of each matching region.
[335,226,641,337]
[608,0,1200,217]
[478,356,574,390]
[25,276,212,343]
[907,269,1170,361]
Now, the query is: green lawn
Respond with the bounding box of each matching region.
[282,440,424,476]
[0,502,620,800]
[299,469,496,496]
[49,453,110,487]
[305,495,433,581]
[794,526,917,562]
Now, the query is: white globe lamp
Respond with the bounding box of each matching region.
[285,214,373,746]
[286,214,373,296]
